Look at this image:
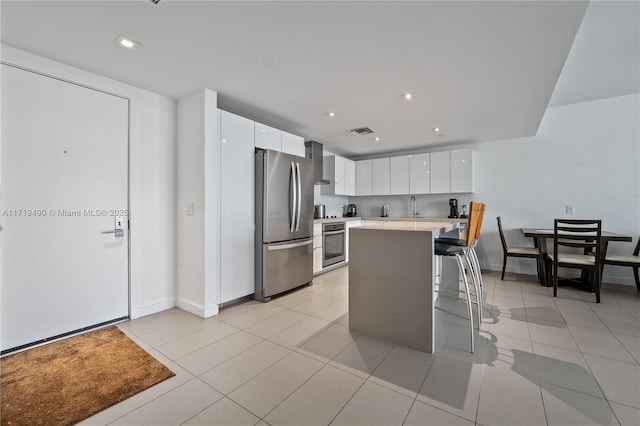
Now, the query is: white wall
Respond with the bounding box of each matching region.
[472,93,639,285]
[350,193,472,219]
[176,89,220,317]
[314,186,349,218]
[1,45,178,318]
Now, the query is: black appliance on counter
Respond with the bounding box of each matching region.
[345,204,357,217]
[448,198,459,218]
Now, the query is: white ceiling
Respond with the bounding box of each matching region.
[548,0,640,108]
[1,1,635,158]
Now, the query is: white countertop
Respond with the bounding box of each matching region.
[313,216,467,224]
[314,217,362,224]
[354,220,460,236]
[363,216,469,223]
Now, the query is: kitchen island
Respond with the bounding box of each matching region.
[348,221,461,353]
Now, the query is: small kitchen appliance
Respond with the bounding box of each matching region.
[345,204,357,217]
[448,198,459,218]
[314,204,326,219]
[381,204,390,217]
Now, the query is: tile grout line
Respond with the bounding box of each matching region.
[557,297,629,424]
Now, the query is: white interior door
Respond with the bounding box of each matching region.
[1,64,129,352]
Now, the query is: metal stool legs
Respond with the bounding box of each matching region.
[454,254,475,353]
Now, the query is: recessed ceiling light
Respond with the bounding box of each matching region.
[373,137,380,142]
[326,112,336,118]
[432,127,440,133]
[114,35,140,49]
[402,92,414,101]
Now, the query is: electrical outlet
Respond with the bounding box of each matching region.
[187,202,194,216]
[565,205,574,215]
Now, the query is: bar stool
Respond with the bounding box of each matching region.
[435,202,486,353]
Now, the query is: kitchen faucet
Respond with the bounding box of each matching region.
[410,196,418,218]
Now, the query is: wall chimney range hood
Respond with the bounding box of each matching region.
[304,141,331,185]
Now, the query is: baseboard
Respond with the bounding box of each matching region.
[130,299,176,319]
[176,298,219,318]
[485,262,636,287]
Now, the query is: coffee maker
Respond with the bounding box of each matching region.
[448,198,459,218]
[345,204,357,217]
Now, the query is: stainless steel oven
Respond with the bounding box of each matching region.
[322,222,346,267]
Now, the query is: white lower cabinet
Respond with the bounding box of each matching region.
[220,110,255,303]
[313,224,323,274]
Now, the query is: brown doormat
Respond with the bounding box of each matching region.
[1,326,175,426]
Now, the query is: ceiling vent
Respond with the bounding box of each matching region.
[349,127,375,136]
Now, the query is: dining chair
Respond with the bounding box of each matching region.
[604,237,640,290]
[435,201,486,353]
[497,216,542,282]
[549,219,603,302]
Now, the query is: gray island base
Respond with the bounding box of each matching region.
[348,221,461,353]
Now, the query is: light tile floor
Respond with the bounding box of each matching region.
[79,268,640,426]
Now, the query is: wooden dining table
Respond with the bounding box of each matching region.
[521,228,633,287]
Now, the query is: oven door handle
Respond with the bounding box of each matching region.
[323,230,345,235]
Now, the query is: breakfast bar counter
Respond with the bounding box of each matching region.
[348,221,460,353]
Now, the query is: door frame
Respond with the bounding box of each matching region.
[0,61,132,354]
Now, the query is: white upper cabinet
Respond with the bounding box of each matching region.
[409,153,431,194]
[430,151,451,194]
[372,158,390,195]
[344,159,356,196]
[356,159,373,196]
[254,122,281,151]
[219,110,255,303]
[321,155,356,196]
[281,131,305,157]
[450,149,473,193]
[321,155,348,196]
[334,155,346,195]
[390,156,410,195]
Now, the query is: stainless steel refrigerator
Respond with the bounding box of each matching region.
[255,149,314,301]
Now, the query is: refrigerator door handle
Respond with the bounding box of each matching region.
[295,162,302,232]
[290,161,297,233]
[267,239,313,250]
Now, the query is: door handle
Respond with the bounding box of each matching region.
[296,162,301,232]
[101,229,124,237]
[290,161,296,233]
